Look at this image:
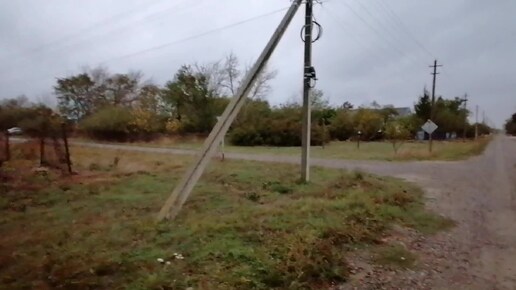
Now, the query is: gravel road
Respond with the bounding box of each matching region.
[72,135,516,289]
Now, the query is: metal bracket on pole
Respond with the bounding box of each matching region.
[157,0,303,222]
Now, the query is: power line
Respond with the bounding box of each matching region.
[334,1,405,58]
[0,0,180,63]
[334,1,433,71]
[371,0,458,81]
[0,0,206,76]
[372,0,435,59]
[100,6,290,65]
[351,0,427,67]
[320,5,425,104]
[320,7,385,64]
[2,6,291,86]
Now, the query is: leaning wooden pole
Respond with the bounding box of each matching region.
[157,0,303,221]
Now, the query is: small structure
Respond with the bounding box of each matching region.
[394,107,412,117]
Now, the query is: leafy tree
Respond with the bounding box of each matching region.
[102,72,143,106]
[55,68,155,122]
[504,113,516,136]
[352,108,384,140]
[0,98,61,137]
[329,109,354,141]
[385,120,411,154]
[378,105,399,124]
[137,84,164,115]
[19,106,62,139]
[55,73,98,120]
[341,101,354,110]
[0,97,31,130]
[414,87,432,122]
[161,65,227,133]
[414,88,470,139]
[397,114,420,136]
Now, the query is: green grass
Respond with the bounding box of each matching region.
[89,136,492,161]
[0,147,452,289]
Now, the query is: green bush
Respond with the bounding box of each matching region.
[81,106,164,141]
[81,107,134,141]
[229,103,330,147]
[329,109,354,141]
[229,118,328,147]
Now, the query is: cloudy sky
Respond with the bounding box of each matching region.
[1,0,515,127]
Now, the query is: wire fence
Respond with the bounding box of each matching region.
[0,125,73,174]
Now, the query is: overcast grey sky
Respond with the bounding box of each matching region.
[1,0,515,127]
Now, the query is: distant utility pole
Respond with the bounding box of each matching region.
[429,59,442,152]
[475,105,479,140]
[301,0,314,182]
[462,94,468,141]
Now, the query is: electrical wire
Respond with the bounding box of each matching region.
[334,1,426,69]
[0,0,181,63]
[320,7,385,64]
[2,5,291,86]
[352,0,428,67]
[372,0,435,59]
[100,6,290,65]
[0,0,207,76]
[321,6,424,92]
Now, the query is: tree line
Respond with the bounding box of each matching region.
[505,113,516,136]
[1,53,493,146]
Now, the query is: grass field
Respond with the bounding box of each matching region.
[109,135,492,161]
[0,146,452,289]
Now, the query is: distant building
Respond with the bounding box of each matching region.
[394,107,412,117]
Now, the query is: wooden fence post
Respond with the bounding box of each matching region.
[4,130,10,161]
[40,137,45,166]
[61,123,72,174]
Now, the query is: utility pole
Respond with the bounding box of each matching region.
[475,105,479,140]
[157,0,303,222]
[462,94,468,141]
[301,0,314,182]
[429,59,442,152]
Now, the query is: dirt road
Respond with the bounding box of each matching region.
[73,135,516,289]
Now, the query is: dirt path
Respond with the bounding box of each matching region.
[73,136,516,289]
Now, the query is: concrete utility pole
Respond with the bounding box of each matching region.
[475,105,479,140]
[157,0,303,222]
[301,0,314,182]
[462,94,468,141]
[429,59,442,152]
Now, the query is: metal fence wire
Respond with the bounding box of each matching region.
[0,125,72,174]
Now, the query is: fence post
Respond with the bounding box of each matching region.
[39,137,45,166]
[61,123,72,174]
[4,130,10,161]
